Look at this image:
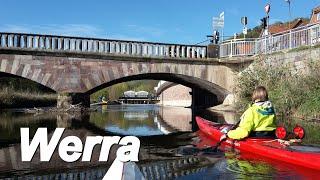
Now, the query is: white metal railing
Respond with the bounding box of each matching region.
[220,23,320,58]
[0,32,207,59]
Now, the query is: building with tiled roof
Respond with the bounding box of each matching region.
[310,6,320,24]
[260,18,309,37]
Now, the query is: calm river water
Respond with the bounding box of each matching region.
[0,105,319,179]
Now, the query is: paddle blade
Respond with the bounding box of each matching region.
[275,126,287,140]
[293,125,305,139]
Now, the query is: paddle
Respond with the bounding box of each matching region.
[202,120,241,152]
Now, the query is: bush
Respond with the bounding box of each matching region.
[236,60,320,118]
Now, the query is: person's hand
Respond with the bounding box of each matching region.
[221,127,229,134]
[220,134,227,141]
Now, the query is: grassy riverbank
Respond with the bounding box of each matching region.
[0,88,57,109]
[236,60,320,119]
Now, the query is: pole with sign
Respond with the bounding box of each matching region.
[212,11,224,42]
[264,3,271,53]
[264,3,270,36]
[241,16,248,39]
[285,0,292,49]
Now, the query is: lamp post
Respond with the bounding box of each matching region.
[285,0,292,49]
[285,0,292,28]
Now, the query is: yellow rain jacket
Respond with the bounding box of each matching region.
[227,101,276,140]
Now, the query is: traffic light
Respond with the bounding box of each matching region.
[261,17,267,29]
[213,31,220,44]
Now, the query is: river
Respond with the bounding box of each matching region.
[0,105,319,179]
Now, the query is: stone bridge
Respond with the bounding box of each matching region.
[0,32,253,108]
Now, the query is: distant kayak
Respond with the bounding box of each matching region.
[196,116,320,170]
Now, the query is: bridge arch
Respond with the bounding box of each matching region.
[86,73,229,103]
[0,51,238,108]
[85,73,230,108]
[154,81,178,96]
[0,71,56,93]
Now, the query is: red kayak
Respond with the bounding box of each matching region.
[196,116,320,170]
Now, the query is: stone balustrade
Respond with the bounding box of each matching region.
[0,32,207,59]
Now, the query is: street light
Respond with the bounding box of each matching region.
[285,0,292,49]
[285,0,292,29]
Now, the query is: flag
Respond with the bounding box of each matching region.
[219,12,225,28]
[265,3,270,14]
[220,11,224,20]
[213,12,224,30]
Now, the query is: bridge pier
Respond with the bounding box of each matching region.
[57,93,90,109]
[191,88,218,109]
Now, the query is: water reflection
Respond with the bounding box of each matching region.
[89,105,194,136]
[0,105,319,179]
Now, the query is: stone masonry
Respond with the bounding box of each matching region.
[0,49,242,108]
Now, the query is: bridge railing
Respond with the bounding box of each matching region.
[0,32,207,59]
[219,38,257,57]
[220,23,320,58]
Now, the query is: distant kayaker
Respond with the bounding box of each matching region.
[221,86,276,140]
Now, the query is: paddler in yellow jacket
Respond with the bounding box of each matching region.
[222,86,276,140]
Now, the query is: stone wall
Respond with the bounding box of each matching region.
[264,47,320,73]
[0,50,244,107]
[159,84,192,107]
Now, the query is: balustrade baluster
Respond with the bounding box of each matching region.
[82,40,87,51]
[57,38,63,50]
[137,44,142,56]
[128,43,132,55]
[39,36,45,49]
[104,41,109,53]
[196,47,201,58]
[35,36,40,49]
[186,47,191,58]
[75,39,81,51]
[27,36,32,48]
[110,42,115,53]
[45,37,50,50]
[98,41,104,53]
[70,39,76,51]
[131,43,136,55]
[93,40,98,52]
[115,42,120,54]
[171,45,175,57]
[7,34,13,47]
[13,35,19,48]
[142,44,147,56]
[165,46,169,57]
[53,37,57,50]
[181,46,185,58]
[154,45,159,56]
[176,46,181,58]
[191,47,196,58]
[202,47,206,58]
[120,43,125,54]
[87,40,93,52]
[20,35,26,48]
[148,45,152,56]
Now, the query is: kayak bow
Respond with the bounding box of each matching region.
[196,116,320,170]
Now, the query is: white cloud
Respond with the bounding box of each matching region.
[126,24,166,37]
[0,24,150,42]
[0,24,105,38]
[106,34,146,41]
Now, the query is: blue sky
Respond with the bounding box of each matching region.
[0,0,319,44]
